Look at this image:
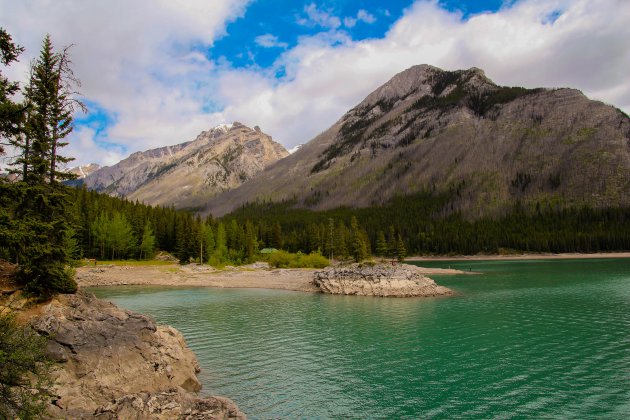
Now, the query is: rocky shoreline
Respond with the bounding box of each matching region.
[313,263,453,297]
[1,290,246,419]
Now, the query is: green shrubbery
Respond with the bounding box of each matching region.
[0,312,52,418]
[264,251,329,269]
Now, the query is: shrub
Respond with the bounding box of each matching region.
[266,251,330,269]
[0,312,53,419]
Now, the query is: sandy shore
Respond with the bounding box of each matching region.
[406,252,630,261]
[75,263,469,292]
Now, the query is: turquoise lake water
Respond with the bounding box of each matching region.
[90,258,630,419]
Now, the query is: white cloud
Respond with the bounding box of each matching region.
[297,3,342,29]
[357,10,376,24]
[343,17,357,28]
[66,126,127,168]
[0,0,249,166]
[344,9,376,28]
[255,34,289,49]
[213,0,630,151]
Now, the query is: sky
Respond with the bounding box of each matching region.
[0,0,629,167]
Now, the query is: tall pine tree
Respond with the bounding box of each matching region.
[3,34,82,296]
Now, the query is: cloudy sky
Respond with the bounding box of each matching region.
[1,0,628,167]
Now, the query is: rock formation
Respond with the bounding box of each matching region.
[20,291,246,419]
[202,65,630,217]
[80,122,288,210]
[313,263,453,297]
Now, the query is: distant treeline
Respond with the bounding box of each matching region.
[224,192,630,256]
[58,188,630,264]
[9,184,627,267]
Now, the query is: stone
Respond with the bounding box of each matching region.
[26,291,246,418]
[93,388,246,420]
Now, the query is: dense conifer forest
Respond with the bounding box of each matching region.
[223,193,630,257]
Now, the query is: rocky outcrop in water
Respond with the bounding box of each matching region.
[26,291,246,419]
[313,263,453,297]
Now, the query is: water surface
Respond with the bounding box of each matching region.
[91,258,630,418]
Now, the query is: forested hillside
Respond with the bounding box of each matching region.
[223,194,630,257]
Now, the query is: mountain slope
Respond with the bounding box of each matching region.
[203,64,630,217]
[82,122,288,210]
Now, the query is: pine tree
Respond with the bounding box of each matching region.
[91,212,108,259]
[335,221,348,260]
[107,212,135,260]
[350,216,368,262]
[397,235,407,262]
[376,230,388,259]
[245,221,258,262]
[272,221,283,249]
[1,33,82,296]
[14,183,77,296]
[212,222,228,265]
[18,35,83,183]
[175,216,192,264]
[0,27,24,153]
[387,225,397,260]
[139,221,156,259]
[202,223,216,263]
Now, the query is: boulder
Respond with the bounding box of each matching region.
[29,291,245,419]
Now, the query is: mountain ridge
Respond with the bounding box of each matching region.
[80,122,288,210]
[202,64,630,217]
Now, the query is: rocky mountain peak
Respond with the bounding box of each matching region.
[361,65,494,109]
[202,64,630,218]
[80,122,288,210]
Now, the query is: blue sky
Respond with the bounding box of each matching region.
[1,0,628,167]
[212,1,508,69]
[211,1,512,74]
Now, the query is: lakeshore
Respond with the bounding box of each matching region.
[75,263,469,292]
[91,258,630,418]
[406,252,630,261]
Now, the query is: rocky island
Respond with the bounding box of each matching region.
[313,263,453,297]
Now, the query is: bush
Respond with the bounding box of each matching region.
[266,251,330,269]
[0,312,53,419]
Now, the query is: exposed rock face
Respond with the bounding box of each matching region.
[28,291,245,419]
[95,388,244,420]
[81,122,288,210]
[313,263,453,297]
[203,65,630,217]
[66,163,101,180]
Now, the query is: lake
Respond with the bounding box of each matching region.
[90,258,630,418]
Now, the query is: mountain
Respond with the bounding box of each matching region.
[203,64,630,217]
[67,163,101,179]
[81,122,288,210]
